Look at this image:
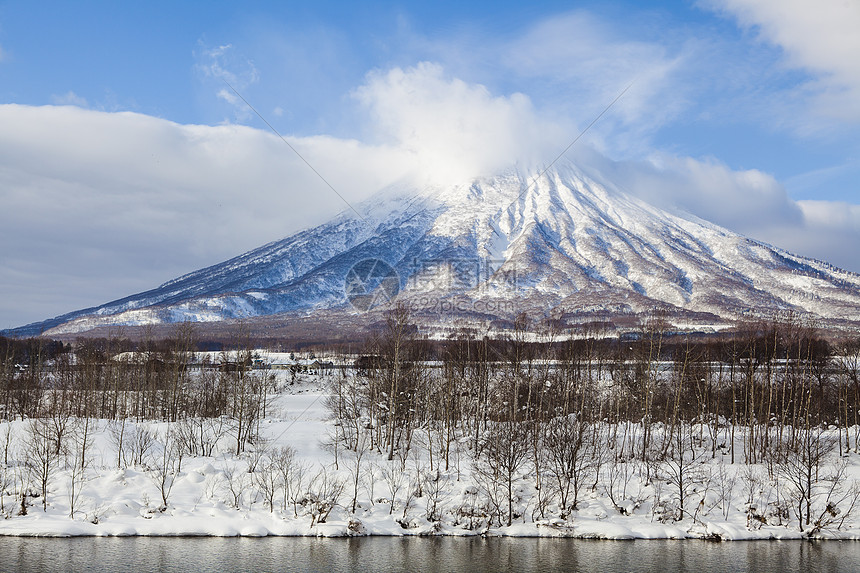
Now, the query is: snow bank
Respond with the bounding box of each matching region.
[0,374,857,541]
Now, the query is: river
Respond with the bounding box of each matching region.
[1,536,858,572]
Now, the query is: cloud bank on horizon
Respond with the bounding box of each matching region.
[0,0,858,329]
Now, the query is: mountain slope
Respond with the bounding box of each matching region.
[11,161,860,336]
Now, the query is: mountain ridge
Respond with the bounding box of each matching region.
[8,160,860,337]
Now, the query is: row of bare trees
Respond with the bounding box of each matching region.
[321,307,860,530]
[1,325,272,448]
[0,324,277,516]
[336,309,859,461]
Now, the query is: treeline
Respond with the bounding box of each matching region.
[341,309,860,460]
[0,325,273,451]
[0,335,67,367]
[4,313,859,444]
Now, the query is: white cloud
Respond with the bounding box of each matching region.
[397,11,689,157]
[0,104,410,328]
[607,153,802,231]
[706,0,860,122]
[353,62,566,185]
[504,11,685,142]
[195,43,259,87]
[580,150,860,274]
[784,200,860,271]
[215,87,238,106]
[194,43,260,121]
[51,91,88,107]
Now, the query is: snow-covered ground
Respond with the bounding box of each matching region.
[0,370,858,540]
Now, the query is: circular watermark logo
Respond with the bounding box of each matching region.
[344,258,400,311]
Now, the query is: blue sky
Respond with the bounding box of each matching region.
[1,0,859,328]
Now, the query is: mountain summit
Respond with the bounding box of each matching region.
[12,161,860,336]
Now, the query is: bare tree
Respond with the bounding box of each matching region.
[807,457,860,535]
[777,427,837,531]
[381,459,406,515]
[66,418,96,519]
[254,456,280,513]
[287,460,309,517]
[108,419,127,469]
[222,462,249,509]
[245,435,270,474]
[365,304,419,461]
[148,427,181,511]
[2,424,12,466]
[835,338,860,453]
[543,414,594,518]
[347,428,371,514]
[711,461,737,521]
[0,431,12,515]
[307,466,345,526]
[175,416,230,458]
[110,422,155,468]
[24,418,59,511]
[269,445,298,513]
[660,421,706,522]
[474,420,531,527]
[422,468,449,522]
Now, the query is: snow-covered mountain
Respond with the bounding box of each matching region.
[12,161,860,336]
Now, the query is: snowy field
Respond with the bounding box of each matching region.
[1,369,859,540]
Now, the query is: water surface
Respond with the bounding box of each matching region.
[0,536,857,572]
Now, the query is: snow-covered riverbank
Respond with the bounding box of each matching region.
[2,371,859,540]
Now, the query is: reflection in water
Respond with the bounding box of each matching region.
[0,536,857,572]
